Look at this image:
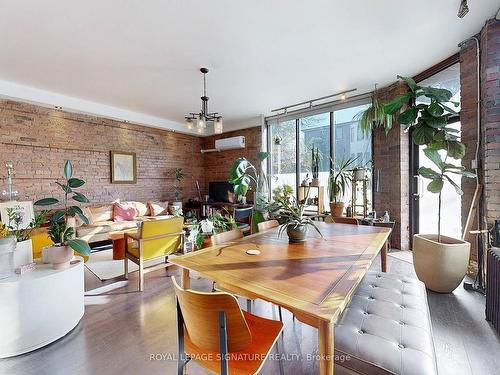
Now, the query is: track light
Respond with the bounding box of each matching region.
[458,0,469,18]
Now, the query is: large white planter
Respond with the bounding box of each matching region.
[13,239,33,268]
[413,234,470,293]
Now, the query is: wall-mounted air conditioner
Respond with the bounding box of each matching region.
[201,136,246,153]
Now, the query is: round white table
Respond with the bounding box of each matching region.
[0,258,84,358]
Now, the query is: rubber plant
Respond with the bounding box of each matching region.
[384,76,475,242]
[34,160,91,256]
[354,86,394,135]
[229,151,270,231]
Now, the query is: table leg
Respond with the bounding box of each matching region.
[318,320,334,375]
[381,240,388,272]
[181,269,190,289]
[112,238,125,260]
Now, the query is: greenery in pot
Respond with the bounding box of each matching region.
[172,168,184,202]
[311,146,321,184]
[229,151,270,230]
[271,185,323,242]
[34,160,91,256]
[354,87,394,135]
[187,211,237,249]
[384,76,475,242]
[4,208,46,242]
[328,157,356,217]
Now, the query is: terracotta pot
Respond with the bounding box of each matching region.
[329,202,345,217]
[47,245,74,270]
[286,224,308,243]
[413,234,470,293]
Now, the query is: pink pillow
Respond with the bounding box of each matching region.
[113,203,137,221]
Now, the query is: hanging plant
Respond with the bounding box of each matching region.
[273,134,283,145]
[354,87,394,135]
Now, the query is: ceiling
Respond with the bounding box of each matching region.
[0,1,498,135]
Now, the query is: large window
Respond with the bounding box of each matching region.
[267,101,372,214]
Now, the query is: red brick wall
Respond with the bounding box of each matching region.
[481,20,500,228]
[0,100,204,209]
[373,82,410,250]
[201,127,262,195]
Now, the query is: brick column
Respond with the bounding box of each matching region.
[373,82,410,250]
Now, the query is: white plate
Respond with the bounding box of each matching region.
[246,249,261,256]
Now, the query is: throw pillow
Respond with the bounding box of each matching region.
[113,203,137,221]
[148,201,169,216]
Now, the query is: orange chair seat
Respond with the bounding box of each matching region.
[184,310,283,375]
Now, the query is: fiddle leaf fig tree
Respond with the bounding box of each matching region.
[34,160,91,256]
[384,76,475,241]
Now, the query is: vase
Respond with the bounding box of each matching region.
[13,239,33,268]
[311,178,320,187]
[413,234,470,293]
[353,168,366,182]
[286,224,308,243]
[329,202,345,217]
[47,245,74,270]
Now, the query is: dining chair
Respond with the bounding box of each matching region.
[326,216,359,225]
[233,206,253,235]
[257,219,279,232]
[124,217,185,291]
[210,228,285,322]
[172,276,284,375]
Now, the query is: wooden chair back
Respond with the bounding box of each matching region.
[257,219,279,232]
[139,217,184,258]
[171,276,251,352]
[211,229,243,246]
[330,216,359,225]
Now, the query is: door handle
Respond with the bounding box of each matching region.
[413,175,424,198]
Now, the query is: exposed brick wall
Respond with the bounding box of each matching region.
[201,127,262,195]
[373,82,410,250]
[0,100,204,209]
[481,19,500,227]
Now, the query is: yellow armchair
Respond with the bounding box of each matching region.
[124,217,184,291]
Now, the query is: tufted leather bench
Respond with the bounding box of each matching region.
[334,272,438,375]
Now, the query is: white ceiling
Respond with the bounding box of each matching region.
[0,0,498,135]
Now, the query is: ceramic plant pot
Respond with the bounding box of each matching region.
[47,245,74,270]
[413,234,470,293]
[329,202,345,217]
[287,224,308,243]
[311,178,320,187]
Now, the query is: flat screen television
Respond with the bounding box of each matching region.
[208,181,234,203]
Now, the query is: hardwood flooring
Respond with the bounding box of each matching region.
[1,251,499,375]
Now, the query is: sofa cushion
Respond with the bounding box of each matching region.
[123,201,149,217]
[335,271,438,375]
[88,205,114,223]
[148,201,169,216]
[76,221,115,237]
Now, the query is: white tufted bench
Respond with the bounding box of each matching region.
[334,272,438,375]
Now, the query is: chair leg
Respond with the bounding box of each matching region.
[246,299,252,313]
[124,257,128,280]
[278,306,283,322]
[139,259,144,292]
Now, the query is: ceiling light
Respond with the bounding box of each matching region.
[185,68,222,134]
[458,0,469,18]
[340,94,346,100]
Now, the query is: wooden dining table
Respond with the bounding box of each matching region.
[170,222,391,374]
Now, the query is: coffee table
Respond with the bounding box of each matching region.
[108,229,137,260]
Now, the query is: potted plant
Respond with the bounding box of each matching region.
[384,76,475,293]
[271,186,323,243]
[34,160,91,269]
[311,146,321,186]
[172,168,184,211]
[4,208,46,267]
[229,151,270,231]
[354,85,394,135]
[328,157,356,217]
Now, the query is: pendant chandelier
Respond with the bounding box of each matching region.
[185,68,223,134]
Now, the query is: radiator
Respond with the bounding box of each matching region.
[486,247,500,335]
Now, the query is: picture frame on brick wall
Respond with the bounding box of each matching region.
[110,151,137,184]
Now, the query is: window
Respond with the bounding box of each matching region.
[269,119,296,197]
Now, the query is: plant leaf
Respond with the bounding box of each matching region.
[428,102,444,117]
[398,107,418,125]
[257,151,269,162]
[68,178,85,188]
[34,197,59,206]
[56,181,72,193]
[64,160,73,180]
[397,75,419,92]
[72,193,90,203]
[67,239,91,256]
[418,167,441,180]
[412,126,435,145]
[427,178,444,193]
[420,87,453,102]
[383,92,412,115]
[444,175,463,195]
[423,148,444,170]
[447,141,466,159]
[51,210,65,223]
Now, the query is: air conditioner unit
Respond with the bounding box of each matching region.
[215,136,246,151]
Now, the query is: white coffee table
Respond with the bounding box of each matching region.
[0,258,84,358]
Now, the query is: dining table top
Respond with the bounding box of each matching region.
[170,222,391,325]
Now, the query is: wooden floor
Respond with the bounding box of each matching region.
[2,251,500,375]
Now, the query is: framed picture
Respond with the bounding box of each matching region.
[0,201,34,230]
[111,151,137,184]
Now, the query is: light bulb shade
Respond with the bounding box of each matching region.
[185,118,193,130]
[214,117,223,134]
[197,116,206,129]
